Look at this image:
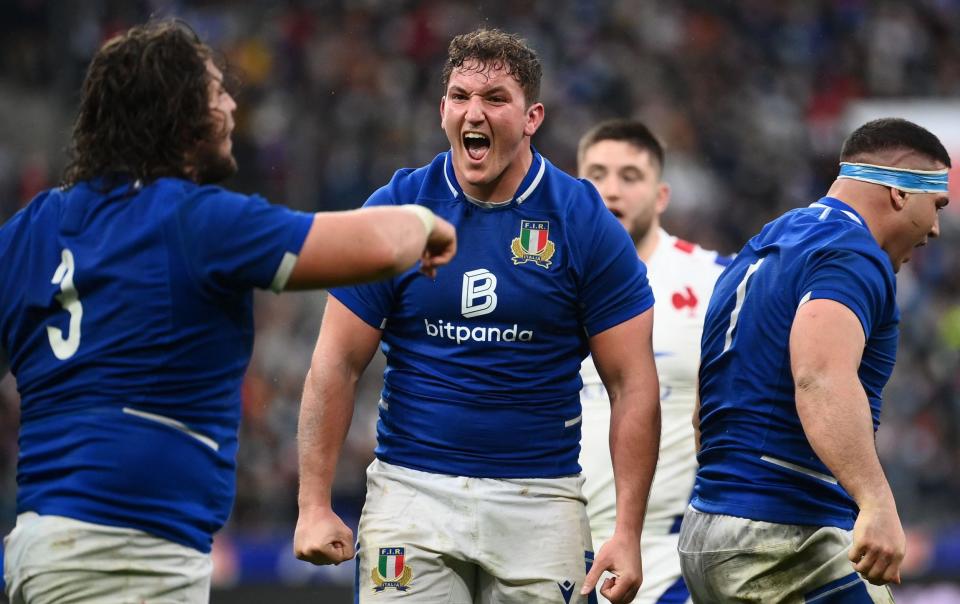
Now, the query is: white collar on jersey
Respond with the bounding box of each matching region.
[443,151,546,206]
[808,202,863,225]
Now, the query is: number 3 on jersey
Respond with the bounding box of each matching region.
[722,257,764,353]
[47,248,83,360]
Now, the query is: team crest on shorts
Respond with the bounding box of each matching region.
[511,220,555,269]
[372,547,414,592]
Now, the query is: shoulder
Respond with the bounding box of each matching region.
[371,153,450,208]
[660,231,730,277]
[535,159,607,219]
[0,188,58,243]
[546,159,600,199]
[150,180,275,222]
[801,215,889,269]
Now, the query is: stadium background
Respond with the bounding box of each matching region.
[1,1,959,602]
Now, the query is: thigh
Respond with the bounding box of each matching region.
[475,475,595,604]
[678,507,895,604]
[356,461,475,603]
[4,513,211,604]
[793,531,895,604]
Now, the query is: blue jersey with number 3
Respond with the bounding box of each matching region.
[0,178,313,552]
[693,197,899,529]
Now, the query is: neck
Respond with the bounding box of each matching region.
[460,143,533,202]
[824,179,889,247]
[636,223,661,263]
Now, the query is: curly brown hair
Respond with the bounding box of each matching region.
[63,20,227,187]
[441,29,542,104]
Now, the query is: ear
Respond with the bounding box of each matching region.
[439,96,446,129]
[655,182,671,216]
[523,103,545,137]
[889,187,908,211]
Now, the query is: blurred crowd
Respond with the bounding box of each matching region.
[2,0,960,587]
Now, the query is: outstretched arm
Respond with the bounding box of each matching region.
[294,296,383,565]
[791,298,904,586]
[581,308,660,604]
[286,205,456,289]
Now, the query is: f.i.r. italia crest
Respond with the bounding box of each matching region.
[511,220,555,268]
[372,547,414,593]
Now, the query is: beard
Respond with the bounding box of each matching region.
[629,209,656,246]
[191,137,238,184]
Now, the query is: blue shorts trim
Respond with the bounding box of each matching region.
[804,572,871,602]
[354,541,361,604]
[656,575,690,603]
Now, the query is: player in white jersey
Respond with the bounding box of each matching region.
[577,120,728,604]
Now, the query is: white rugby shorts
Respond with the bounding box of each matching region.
[4,512,211,604]
[355,459,597,603]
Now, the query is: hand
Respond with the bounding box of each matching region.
[293,506,355,565]
[581,533,642,604]
[419,217,456,278]
[849,502,905,585]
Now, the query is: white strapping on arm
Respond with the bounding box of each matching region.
[399,204,436,237]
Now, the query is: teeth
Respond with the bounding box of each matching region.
[464,133,488,140]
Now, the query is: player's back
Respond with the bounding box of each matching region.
[694,197,898,530]
[0,177,311,551]
[1,179,251,424]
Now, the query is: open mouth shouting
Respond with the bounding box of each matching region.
[463,131,490,162]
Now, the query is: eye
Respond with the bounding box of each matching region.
[585,169,605,182]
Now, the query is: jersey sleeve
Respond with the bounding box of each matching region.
[799,240,893,339]
[576,184,654,336]
[328,180,402,328]
[176,187,314,293]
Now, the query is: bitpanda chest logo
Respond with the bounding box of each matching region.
[421,268,535,344]
[511,220,555,268]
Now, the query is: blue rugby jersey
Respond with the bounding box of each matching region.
[0,178,313,552]
[693,197,899,529]
[331,151,654,479]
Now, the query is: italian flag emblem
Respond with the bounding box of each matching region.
[520,221,549,254]
[379,549,404,580]
[511,220,556,268]
[372,546,414,592]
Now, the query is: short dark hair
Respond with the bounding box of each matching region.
[63,20,228,187]
[441,29,542,104]
[577,119,666,173]
[840,118,951,168]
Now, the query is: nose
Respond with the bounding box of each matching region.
[596,176,621,203]
[465,96,484,124]
[930,214,941,239]
[225,91,237,113]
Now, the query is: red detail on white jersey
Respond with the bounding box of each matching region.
[671,286,698,311]
[673,239,695,254]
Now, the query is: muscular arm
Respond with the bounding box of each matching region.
[294,297,383,565]
[791,298,903,586]
[286,206,456,289]
[582,308,661,604]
